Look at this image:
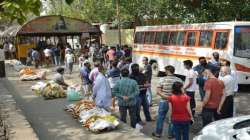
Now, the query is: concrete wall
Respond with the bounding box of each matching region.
[101,29,134,46]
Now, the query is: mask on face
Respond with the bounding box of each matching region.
[203,76,208,80]
[200,61,207,66]
[220,72,225,77]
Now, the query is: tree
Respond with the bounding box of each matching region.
[44,0,250,26]
[0,0,41,24]
[0,0,75,25]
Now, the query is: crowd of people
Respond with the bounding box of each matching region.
[18,40,237,140]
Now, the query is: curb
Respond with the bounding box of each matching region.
[0,78,39,140]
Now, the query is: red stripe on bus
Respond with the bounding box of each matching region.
[132,50,201,60]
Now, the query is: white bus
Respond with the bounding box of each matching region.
[133,21,250,85]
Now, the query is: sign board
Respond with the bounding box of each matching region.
[0,49,5,61]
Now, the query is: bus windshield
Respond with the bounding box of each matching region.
[234,26,250,58]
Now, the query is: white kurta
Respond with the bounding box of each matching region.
[93,73,112,109]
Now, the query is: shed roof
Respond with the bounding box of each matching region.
[17,15,100,36]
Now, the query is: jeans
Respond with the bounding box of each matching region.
[199,86,205,101]
[202,107,221,127]
[186,91,196,115]
[146,87,152,105]
[173,121,190,140]
[155,101,174,136]
[136,94,152,122]
[54,56,60,66]
[119,105,137,128]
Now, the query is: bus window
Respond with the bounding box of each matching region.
[155,32,163,44]
[169,32,178,45]
[162,32,170,45]
[187,32,197,46]
[214,32,228,49]
[144,32,155,44]
[199,31,213,47]
[234,26,250,58]
[176,32,185,45]
[134,32,144,44]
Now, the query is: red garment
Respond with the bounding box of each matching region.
[204,78,224,109]
[167,94,191,121]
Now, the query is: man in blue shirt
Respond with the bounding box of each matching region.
[112,68,139,128]
[80,60,92,97]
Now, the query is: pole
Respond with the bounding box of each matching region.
[116,0,121,47]
[0,47,5,77]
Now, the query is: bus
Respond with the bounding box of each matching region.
[133,21,250,85]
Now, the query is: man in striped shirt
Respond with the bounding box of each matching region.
[112,68,139,128]
[152,65,183,138]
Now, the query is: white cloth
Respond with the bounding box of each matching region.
[93,73,112,109]
[53,73,64,84]
[231,70,238,92]
[9,43,15,52]
[44,49,52,57]
[89,67,99,82]
[65,53,74,63]
[219,74,235,96]
[184,69,197,92]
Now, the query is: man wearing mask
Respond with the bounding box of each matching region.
[194,57,219,101]
[202,68,224,126]
[218,66,234,118]
[130,63,153,124]
[193,57,208,101]
[209,52,220,67]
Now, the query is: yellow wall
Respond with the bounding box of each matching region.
[17,44,35,59]
[101,29,134,46]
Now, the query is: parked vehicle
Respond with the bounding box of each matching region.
[193,115,250,140]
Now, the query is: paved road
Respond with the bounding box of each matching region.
[3,63,250,140]
[3,64,152,140]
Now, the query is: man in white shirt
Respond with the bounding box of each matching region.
[44,47,52,67]
[222,60,238,93]
[93,65,112,110]
[218,66,234,118]
[183,60,197,115]
[8,42,15,59]
[65,51,74,74]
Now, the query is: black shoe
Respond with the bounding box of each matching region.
[146,118,155,122]
[152,132,161,138]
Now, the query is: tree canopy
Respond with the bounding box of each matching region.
[1,0,250,25]
[0,0,74,25]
